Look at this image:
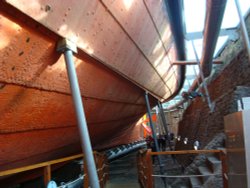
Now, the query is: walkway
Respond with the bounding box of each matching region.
[105,151,140,188]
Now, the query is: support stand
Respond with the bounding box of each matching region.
[57,39,100,188]
[145,92,166,187]
[157,101,173,151]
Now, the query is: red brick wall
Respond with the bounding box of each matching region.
[175,14,250,162]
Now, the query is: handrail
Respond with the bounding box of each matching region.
[149,149,222,155]
[137,149,227,188]
[0,153,83,177]
[0,151,109,188]
[152,173,222,178]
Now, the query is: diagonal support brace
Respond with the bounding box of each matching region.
[157,101,173,151]
[57,38,100,188]
[145,92,167,186]
[191,41,215,113]
[235,0,250,62]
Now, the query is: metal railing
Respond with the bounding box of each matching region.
[0,152,108,188]
[137,149,228,188]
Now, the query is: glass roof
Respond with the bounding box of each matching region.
[163,0,250,109]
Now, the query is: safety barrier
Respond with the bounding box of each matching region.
[0,152,108,188]
[137,149,228,188]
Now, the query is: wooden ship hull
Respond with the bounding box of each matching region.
[0,0,185,171]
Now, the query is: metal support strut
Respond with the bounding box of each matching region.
[157,101,173,151]
[191,41,215,113]
[235,0,250,62]
[57,39,100,188]
[145,92,161,153]
[145,92,166,186]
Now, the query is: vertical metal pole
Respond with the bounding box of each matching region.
[157,101,173,151]
[145,92,167,187]
[145,92,161,153]
[157,101,169,135]
[235,0,250,62]
[57,39,100,188]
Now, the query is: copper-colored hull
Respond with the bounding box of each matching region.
[0,0,180,171]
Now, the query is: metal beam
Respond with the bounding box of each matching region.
[144,92,166,186]
[157,101,169,135]
[201,0,227,77]
[235,0,250,62]
[172,60,223,65]
[163,0,186,101]
[158,101,173,151]
[145,92,161,153]
[192,41,215,113]
[186,28,238,40]
[57,39,100,188]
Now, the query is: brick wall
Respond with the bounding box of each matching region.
[165,109,183,136]
[175,13,250,165]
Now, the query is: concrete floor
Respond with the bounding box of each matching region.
[105,151,140,188]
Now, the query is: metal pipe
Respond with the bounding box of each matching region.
[157,101,173,151]
[163,0,186,100]
[201,0,227,77]
[166,1,227,110]
[157,103,168,134]
[235,0,250,62]
[192,41,215,112]
[192,62,201,90]
[172,60,223,65]
[145,92,167,186]
[145,92,161,153]
[63,49,100,188]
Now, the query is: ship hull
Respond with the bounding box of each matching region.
[0,0,182,171]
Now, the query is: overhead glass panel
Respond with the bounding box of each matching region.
[186,39,203,60]
[214,36,229,57]
[183,0,206,33]
[163,0,250,109]
[221,0,250,29]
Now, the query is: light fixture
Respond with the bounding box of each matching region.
[176,135,181,141]
[193,140,200,150]
[184,137,188,144]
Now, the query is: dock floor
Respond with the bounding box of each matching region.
[105,151,140,188]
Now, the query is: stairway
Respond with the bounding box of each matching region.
[189,154,222,188]
[105,151,140,188]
